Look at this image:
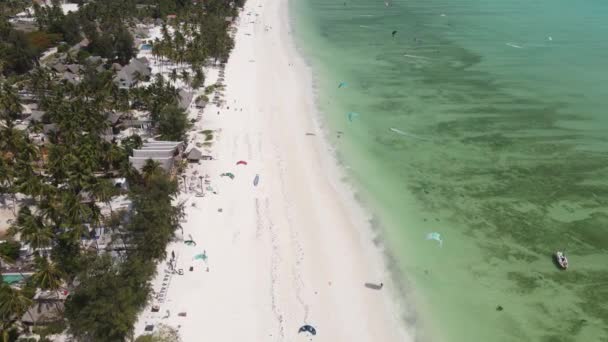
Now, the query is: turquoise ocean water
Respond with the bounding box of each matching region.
[291,0,608,340]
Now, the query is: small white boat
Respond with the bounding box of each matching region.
[555,251,568,269]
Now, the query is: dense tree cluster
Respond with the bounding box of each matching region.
[0,66,182,341]
[0,17,38,75]
[34,0,136,64]
[131,75,192,141]
[152,0,241,67]
[0,0,244,339]
[0,0,137,76]
[65,165,182,341]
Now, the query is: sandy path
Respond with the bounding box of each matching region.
[134,0,412,340]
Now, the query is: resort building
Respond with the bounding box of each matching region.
[114,57,152,89]
[129,141,184,172]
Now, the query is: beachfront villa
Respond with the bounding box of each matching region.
[129,141,184,172]
[114,57,152,89]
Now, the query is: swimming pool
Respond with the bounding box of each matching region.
[140,44,152,51]
[2,273,30,284]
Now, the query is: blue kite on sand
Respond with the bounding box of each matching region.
[426,232,443,247]
[347,112,360,122]
[338,82,348,88]
[194,251,208,261]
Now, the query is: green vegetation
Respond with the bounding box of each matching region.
[0,283,32,340]
[0,1,30,18]
[32,321,67,340]
[0,0,244,339]
[135,324,181,342]
[25,31,62,55]
[0,240,21,262]
[131,75,191,141]
[158,104,191,141]
[0,18,38,75]
[204,84,218,95]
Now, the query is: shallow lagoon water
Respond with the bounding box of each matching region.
[291,0,608,340]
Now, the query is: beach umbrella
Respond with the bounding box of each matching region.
[236,160,248,165]
[425,232,443,247]
[298,325,317,336]
[347,112,359,122]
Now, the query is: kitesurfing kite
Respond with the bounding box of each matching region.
[236,160,248,165]
[298,325,317,336]
[338,82,348,88]
[426,232,443,247]
[184,234,197,246]
[347,112,359,122]
[392,30,397,38]
[194,251,208,261]
[220,172,235,179]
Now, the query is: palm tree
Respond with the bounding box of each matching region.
[0,283,33,341]
[29,67,52,98]
[31,256,65,292]
[47,145,73,185]
[192,68,205,89]
[8,207,53,256]
[100,142,125,172]
[91,179,118,214]
[141,159,161,180]
[61,192,93,230]
[0,82,22,124]
[0,158,17,214]
[169,68,178,86]
[180,70,190,88]
[15,169,44,202]
[37,190,61,226]
[151,39,161,63]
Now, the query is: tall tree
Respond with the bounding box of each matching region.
[0,284,32,341]
[0,82,22,124]
[114,25,135,65]
[31,256,65,292]
[65,254,153,342]
[8,207,53,256]
[157,104,190,141]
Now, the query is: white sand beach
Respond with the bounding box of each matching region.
[134,0,412,340]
